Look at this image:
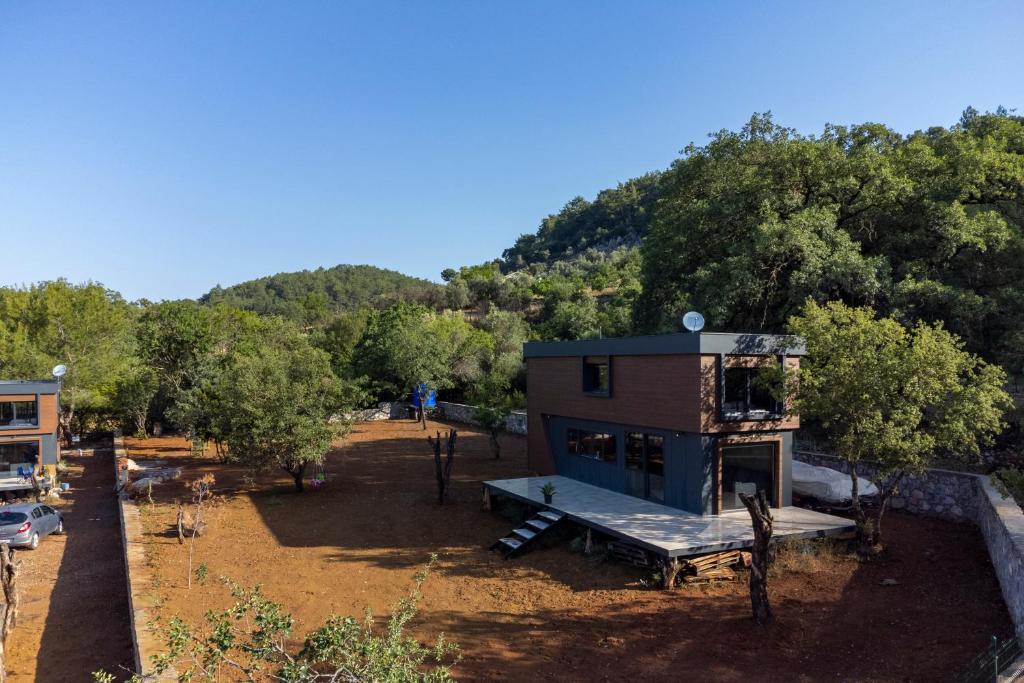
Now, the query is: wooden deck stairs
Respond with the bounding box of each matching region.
[490,510,566,558]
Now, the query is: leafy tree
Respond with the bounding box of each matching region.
[111,361,157,438]
[310,308,371,377]
[93,557,457,682]
[470,394,520,459]
[784,300,1012,550]
[353,304,491,426]
[0,280,135,442]
[217,319,349,492]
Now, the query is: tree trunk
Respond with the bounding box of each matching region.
[428,430,457,504]
[870,472,902,550]
[661,557,682,589]
[490,432,501,460]
[739,490,773,625]
[0,544,19,683]
[848,462,871,551]
[418,387,428,431]
[285,463,306,493]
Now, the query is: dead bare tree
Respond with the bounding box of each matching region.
[185,474,214,588]
[427,430,457,504]
[0,545,19,683]
[739,490,774,625]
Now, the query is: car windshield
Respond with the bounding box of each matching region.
[0,512,28,524]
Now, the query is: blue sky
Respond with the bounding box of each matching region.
[1,1,1020,301]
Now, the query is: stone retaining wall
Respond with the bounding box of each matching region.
[794,450,980,522]
[975,476,1024,643]
[435,401,528,435]
[342,402,408,422]
[113,431,175,680]
[795,449,1024,643]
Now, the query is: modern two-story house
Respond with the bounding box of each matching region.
[523,332,802,516]
[0,380,62,483]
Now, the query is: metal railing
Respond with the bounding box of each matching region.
[958,635,1023,682]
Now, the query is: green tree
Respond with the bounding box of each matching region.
[111,361,157,438]
[784,300,1012,550]
[0,280,135,442]
[218,320,349,492]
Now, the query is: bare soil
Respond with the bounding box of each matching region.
[5,445,134,682]
[126,420,1013,682]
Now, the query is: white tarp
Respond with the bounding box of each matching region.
[792,460,878,504]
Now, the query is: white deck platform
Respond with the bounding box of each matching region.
[484,475,854,558]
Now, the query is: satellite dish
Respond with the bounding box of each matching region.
[52,364,67,378]
[682,311,705,333]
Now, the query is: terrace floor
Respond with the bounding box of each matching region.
[484,475,855,558]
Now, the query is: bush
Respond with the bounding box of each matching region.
[993,467,1024,508]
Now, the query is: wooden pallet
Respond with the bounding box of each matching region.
[682,550,742,581]
[607,541,654,568]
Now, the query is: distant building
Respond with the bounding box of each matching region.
[0,380,62,482]
[523,332,803,515]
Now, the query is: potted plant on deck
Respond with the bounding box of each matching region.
[540,482,557,505]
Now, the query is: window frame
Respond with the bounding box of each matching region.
[0,397,40,429]
[718,358,783,422]
[581,356,612,397]
[566,427,617,464]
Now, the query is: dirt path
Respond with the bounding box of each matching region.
[5,444,134,682]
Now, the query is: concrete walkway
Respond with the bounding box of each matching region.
[485,475,854,558]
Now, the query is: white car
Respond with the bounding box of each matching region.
[792,461,878,508]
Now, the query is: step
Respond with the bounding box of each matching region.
[538,511,564,523]
[497,537,522,549]
[525,519,551,532]
[512,527,537,541]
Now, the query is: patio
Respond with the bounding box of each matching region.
[484,475,854,559]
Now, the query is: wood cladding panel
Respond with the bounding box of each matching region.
[699,355,800,433]
[0,394,58,437]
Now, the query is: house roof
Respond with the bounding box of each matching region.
[0,380,61,396]
[522,332,805,359]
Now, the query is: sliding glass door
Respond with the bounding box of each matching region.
[719,442,776,511]
[625,433,665,502]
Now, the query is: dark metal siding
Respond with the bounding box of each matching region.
[546,416,707,514]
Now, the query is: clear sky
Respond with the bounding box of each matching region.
[1,1,1020,301]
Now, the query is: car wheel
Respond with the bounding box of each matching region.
[28,533,39,550]
[55,519,64,535]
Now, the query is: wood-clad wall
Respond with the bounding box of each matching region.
[526,353,800,473]
[0,394,59,437]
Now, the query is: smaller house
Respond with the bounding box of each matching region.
[0,381,62,487]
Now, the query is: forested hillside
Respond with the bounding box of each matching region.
[485,108,1024,378]
[2,108,1021,444]
[200,265,441,322]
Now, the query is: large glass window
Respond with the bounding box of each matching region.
[720,442,776,511]
[0,400,39,427]
[722,368,775,418]
[567,428,616,463]
[0,442,39,465]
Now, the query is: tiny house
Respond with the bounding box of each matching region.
[523,332,802,515]
[0,380,62,484]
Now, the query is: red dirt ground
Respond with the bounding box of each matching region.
[5,445,134,682]
[126,421,1013,682]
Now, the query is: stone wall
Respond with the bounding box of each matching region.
[113,431,176,680]
[435,401,528,435]
[794,450,980,522]
[975,476,1024,643]
[795,449,1024,644]
[342,402,408,422]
